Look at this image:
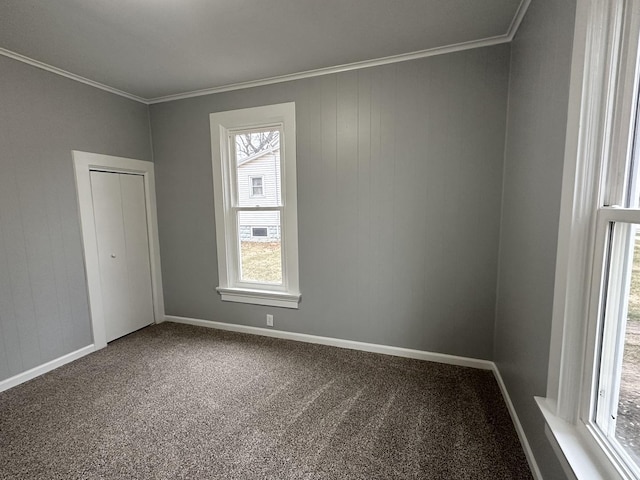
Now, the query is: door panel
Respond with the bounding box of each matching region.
[90,171,154,342]
[120,174,154,336]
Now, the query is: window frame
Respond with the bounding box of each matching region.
[538,0,640,479]
[210,103,300,309]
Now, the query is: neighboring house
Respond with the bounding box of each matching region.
[237,145,281,242]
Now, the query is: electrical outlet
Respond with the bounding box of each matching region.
[266,314,274,327]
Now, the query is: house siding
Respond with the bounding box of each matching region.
[237,150,281,238]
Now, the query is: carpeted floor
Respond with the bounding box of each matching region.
[0,322,533,479]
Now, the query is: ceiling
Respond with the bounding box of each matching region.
[0,0,527,103]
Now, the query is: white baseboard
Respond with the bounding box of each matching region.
[165,315,495,370]
[167,315,541,477]
[0,344,96,393]
[493,365,543,480]
[0,316,541,480]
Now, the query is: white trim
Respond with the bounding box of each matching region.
[210,103,300,305]
[549,0,626,421]
[0,1,530,105]
[0,313,537,479]
[165,315,494,370]
[148,34,514,104]
[216,287,300,309]
[542,0,640,478]
[492,365,543,480]
[73,151,165,350]
[536,397,625,480]
[165,315,539,475]
[0,345,96,393]
[506,0,532,41]
[0,47,147,104]
[147,0,531,104]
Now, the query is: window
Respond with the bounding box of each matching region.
[593,218,640,474]
[250,176,264,197]
[539,1,640,479]
[210,103,300,309]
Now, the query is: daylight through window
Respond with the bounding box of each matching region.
[585,70,640,477]
[210,103,300,309]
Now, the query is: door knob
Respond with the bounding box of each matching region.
[110,253,116,258]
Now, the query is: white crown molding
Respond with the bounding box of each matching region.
[0,0,530,105]
[148,34,512,104]
[147,0,531,104]
[0,47,148,104]
[506,0,532,41]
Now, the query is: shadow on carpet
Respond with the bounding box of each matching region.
[0,322,533,479]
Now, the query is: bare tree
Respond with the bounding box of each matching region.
[235,131,279,159]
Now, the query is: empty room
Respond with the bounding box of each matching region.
[1,0,639,479]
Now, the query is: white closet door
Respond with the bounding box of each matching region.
[90,171,154,342]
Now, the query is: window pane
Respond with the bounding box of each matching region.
[238,211,282,284]
[597,222,640,468]
[617,231,640,463]
[234,130,281,207]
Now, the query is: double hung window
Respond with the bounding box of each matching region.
[210,103,300,309]
[539,2,640,478]
[587,151,640,478]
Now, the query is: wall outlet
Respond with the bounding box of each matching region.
[266,314,274,327]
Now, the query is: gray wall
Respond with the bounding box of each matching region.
[494,1,576,479]
[0,55,152,382]
[150,45,510,360]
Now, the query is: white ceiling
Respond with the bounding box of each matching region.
[0,0,527,102]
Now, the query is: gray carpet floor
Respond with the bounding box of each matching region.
[0,322,533,479]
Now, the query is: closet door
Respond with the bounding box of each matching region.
[90,171,154,342]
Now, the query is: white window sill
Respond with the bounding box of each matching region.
[535,397,626,480]
[216,287,300,309]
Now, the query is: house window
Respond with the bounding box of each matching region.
[250,176,264,197]
[210,103,300,309]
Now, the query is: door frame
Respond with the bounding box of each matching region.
[73,151,165,349]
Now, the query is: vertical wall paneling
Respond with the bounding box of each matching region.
[150,45,510,359]
[319,75,339,329]
[15,153,65,361]
[0,218,22,378]
[335,71,359,336]
[295,76,325,321]
[0,166,42,371]
[356,69,373,328]
[0,55,151,382]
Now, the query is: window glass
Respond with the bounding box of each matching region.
[234,130,280,208]
[210,102,299,308]
[596,221,640,471]
[616,230,640,463]
[251,227,268,237]
[251,177,264,197]
[238,211,282,284]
